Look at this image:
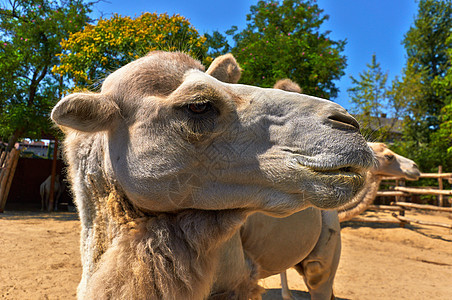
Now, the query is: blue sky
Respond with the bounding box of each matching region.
[91,0,419,110]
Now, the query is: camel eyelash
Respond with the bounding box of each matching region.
[174,99,219,141]
[177,95,221,118]
[186,101,213,115]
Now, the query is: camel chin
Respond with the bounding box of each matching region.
[304,168,367,209]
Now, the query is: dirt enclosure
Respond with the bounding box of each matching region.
[0,209,451,300]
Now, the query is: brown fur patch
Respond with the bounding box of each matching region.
[273,79,302,93]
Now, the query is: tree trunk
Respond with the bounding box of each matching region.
[6,128,23,151]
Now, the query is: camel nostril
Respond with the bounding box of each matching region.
[327,112,360,130]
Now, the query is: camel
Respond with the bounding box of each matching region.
[337,142,420,221]
[40,175,64,211]
[270,79,420,299]
[51,51,374,299]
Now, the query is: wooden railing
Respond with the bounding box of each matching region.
[349,167,452,228]
[377,167,452,207]
[350,202,452,229]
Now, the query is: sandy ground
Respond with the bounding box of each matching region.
[0,209,451,300]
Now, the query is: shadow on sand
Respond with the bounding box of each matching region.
[342,219,452,242]
[0,210,79,221]
[262,288,349,300]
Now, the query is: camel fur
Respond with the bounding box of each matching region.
[51,52,374,299]
[205,53,241,84]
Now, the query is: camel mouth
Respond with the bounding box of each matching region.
[308,165,366,182]
[404,172,421,181]
[288,154,369,209]
[304,165,367,209]
[290,152,368,179]
[293,154,368,185]
[283,147,374,173]
[309,165,362,175]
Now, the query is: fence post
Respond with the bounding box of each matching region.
[0,149,20,212]
[0,150,6,169]
[395,179,400,203]
[397,179,406,228]
[438,165,443,207]
[48,139,58,212]
[399,179,406,203]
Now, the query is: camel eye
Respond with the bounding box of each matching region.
[188,102,211,114]
[384,154,394,161]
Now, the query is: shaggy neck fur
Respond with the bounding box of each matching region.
[65,132,261,300]
[85,190,251,299]
[337,172,382,222]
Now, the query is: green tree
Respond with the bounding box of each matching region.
[394,0,452,171]
[348,54,406,141]
[348,54,388,140]
[204,30,231,60]
[0,0,92,150]
[226,0,346,99]
[54,13,209,89]
[430,32,452,165]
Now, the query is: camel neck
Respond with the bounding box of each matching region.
[338,171,382,222]
[81,190,254,299]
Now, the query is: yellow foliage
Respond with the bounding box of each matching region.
[55,12,208,88]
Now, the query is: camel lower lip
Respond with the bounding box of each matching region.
[306,169,366,209]
[293,158,366,180]
[308,166,363,177]
[316,170,365,184]
[290,153,368,175]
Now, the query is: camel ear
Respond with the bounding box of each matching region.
[51,93,120,132]
[206,53,241,84]
[273,79,302,93]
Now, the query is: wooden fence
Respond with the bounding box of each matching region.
[0,148,20,212]
[350,202,452,229]
[378,167,452,206]
[349,167,452,229]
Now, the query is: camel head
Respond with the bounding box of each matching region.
[51,51,374,216]
[368,142,420,180]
